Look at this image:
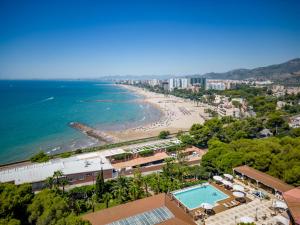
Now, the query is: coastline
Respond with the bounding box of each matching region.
[108,84,208,141]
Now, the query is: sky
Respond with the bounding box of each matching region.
[0,0,300,79]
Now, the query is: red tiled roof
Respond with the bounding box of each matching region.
[233,165,294,193]
[283,187,300,224]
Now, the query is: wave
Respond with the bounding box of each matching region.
[39,97,55,103]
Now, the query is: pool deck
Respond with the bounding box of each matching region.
[170,182,252,220]
[209,183,251,213]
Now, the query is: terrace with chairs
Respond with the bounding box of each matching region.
[167,169,295,225]
[195,171,294,225]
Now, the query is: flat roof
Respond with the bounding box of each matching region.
[283,187,300,224]
[0,149,122,185]
[233,165,294,193]
[113,152,169,169]
[82,193,196,225]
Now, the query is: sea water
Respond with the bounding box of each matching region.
[0,80,161,164]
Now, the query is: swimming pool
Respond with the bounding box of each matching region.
[172,184,228,210]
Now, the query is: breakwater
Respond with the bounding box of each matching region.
[69,122,116,143]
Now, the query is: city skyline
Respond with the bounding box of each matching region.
[0,0,300,79]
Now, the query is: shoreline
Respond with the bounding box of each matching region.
[0,83,210,165]
[108,84,208,141]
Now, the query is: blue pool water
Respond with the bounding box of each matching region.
[173,184,228,210]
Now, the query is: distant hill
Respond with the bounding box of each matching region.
[203,58,300,85]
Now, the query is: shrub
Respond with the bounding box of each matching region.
[113,153,132,161]
[166,146,178,153]
[139,149,154,157]
[59,152,72,158]
[158,130,170,139]
[30,151,50,163]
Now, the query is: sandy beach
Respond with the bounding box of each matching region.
[108,85,210,141]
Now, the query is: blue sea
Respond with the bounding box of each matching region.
[0,80,161,164]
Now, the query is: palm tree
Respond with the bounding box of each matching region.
[102,192,112,208]
[90,193,98,212]
[45,176,54,189]
[142,176,150,196]
[60,178,69,194]
[53,170,63,187]
[112,176,128,203]
[129,183,139,200]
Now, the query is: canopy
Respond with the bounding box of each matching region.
[222,180,233,187]
[233,184,245,192]
[273,215,290,225]
[233,191,245,198]
[200,203,213,210]
[239,216,255,223]
[273,201,288,210]
[213,175,223,182]
[224,174,233,180]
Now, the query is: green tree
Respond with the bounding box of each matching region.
[45,177,54,189]
[60,178,69,194]
[95,169,105,201]
[158,130,170,139]
[28,189,89,225]
[112,176,129,203]
[0,183,33,224]
[102,193,112,208]
[53,170,64,187]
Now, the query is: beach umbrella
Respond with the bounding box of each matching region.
[273,215,290,225]
[233,191,245,198]
[213,175,223,182]
[222,180,233,187]
[239,216,255,223]
[273,201,288,210]
[200,203,213,210]
[233,184,245,192]
[224,174,233,180]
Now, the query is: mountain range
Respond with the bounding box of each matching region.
[201,58,300,85]
[100,58,300,86]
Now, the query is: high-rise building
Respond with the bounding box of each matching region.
[181,78,190,89]
[190,77,206,89]
[169,78,182,91]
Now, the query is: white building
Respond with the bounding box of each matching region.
[148,79,160,87]
[181,78,190,89]
[0,149,125,190]
[206,82,226,90]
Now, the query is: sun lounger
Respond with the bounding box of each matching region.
[223,203,230,208]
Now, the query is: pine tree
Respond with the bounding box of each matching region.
[95,168,105,201]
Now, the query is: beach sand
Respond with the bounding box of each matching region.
[107,85,210,141]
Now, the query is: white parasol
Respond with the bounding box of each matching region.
[233,191,245,198]
[233,184,245,192]
[224,174,233,180]
[239,216,255,223]
[213,175,223,182]
[200,203,213,210]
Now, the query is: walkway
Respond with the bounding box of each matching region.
[200,199,282,225]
